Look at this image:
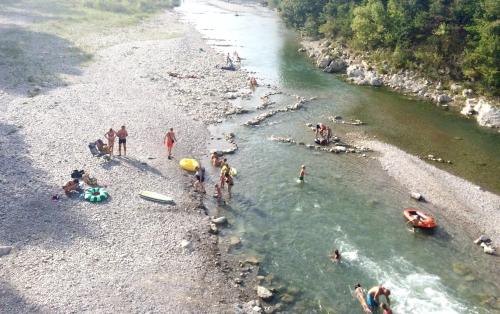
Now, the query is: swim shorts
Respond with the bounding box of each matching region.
[119,138,126,144]
[366,293,379,308]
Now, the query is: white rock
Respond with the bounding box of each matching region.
[410,192,423,201]
[474,99,500,128]
[450,83,462,93]
[435,94,452,104]
[346,65,364,78]
[257,286,273,300]
[333,146,347,153]
[461,98,477,116]
[483,246,495,255]
[211,216,228,225]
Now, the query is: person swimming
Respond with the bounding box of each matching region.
[354,284,372,313]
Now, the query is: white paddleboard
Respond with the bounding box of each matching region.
[139,191,175,204]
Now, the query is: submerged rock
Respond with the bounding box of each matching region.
[0,246,13,257]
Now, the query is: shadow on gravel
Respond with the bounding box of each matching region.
[0,280,40,313]
[118,156,165,178]
[0,24,90,95]
[0,122,92,247]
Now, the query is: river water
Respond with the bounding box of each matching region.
[177,1,500,313]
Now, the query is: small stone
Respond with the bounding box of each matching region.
[410,192,423,201]
[211,216,228,225]
[257,286,273,300]
[245,256,261,265]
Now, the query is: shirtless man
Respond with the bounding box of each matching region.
[164,128,176,159]
[116,125,128,156]
[104,128,116,156]
[354,284,372,313]
[366,285,391,311]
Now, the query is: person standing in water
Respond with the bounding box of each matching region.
[224,172,234,198]
[164,128,176,160]
[330,249,341,263]
[116,125,128,156]
[298,165,306,182]
[104,128,116,156]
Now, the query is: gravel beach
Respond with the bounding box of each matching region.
[0,9,250,313]
[361,140,500,246]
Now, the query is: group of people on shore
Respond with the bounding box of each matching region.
[103,126,129,157]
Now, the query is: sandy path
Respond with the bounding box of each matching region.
[0,11,249,313]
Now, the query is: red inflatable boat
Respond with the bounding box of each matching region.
[403,208,437,229]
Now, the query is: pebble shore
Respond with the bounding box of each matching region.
[0,10,252,313]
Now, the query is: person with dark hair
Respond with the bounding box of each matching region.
[116,125,128,156]
[194,166,206,193]
[330,249,341,263]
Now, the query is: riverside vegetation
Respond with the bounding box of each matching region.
[269,0,499,97]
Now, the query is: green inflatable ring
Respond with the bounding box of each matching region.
[84,187,109,203]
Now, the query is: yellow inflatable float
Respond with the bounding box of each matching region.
[179,158,199,172]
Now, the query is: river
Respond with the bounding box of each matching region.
[177,0,500,313]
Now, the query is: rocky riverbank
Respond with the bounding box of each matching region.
[0,7,261,312]
[300,39,500,129]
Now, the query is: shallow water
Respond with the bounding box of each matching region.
[178,0,500,312]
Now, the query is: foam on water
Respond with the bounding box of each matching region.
[351,245,475,313]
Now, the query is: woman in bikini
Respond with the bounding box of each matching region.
[104,128,116,156]
[164,128,177,159]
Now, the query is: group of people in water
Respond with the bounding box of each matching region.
[315,122,332,145]
[211,153,234,198]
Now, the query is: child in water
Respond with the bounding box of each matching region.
[298,165,306,182]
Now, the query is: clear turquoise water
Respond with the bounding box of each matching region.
[178,1,500,313]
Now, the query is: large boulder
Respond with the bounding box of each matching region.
[474,99,500,128]
[323,59,347,73]
[435,94,452,104]
[317,55,332,68]
[461,98,477,116]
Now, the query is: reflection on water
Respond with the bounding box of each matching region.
[178,0,500,312]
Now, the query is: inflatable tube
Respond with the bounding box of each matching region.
[179,158,199,172]
[403,208,437,229]
[84,187,109,203]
